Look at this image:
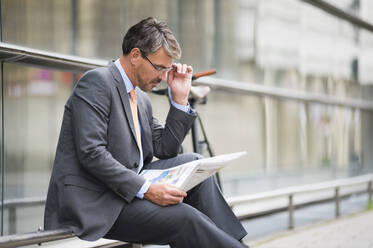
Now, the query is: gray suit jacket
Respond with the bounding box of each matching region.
[44,61,196,241]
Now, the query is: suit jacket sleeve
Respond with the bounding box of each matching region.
[71,70,145,203]
[151,103,197,159]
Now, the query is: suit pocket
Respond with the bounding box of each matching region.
[63,175,106,193]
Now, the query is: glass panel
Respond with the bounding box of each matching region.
[181,89,366,197]
[2,0,371,93]
[77,0,217,69]
[1,0,372,90]
[3,63,73,235]
[2,0,73,55]
[77,0,125,59]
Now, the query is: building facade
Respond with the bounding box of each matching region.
[0,0,372,236]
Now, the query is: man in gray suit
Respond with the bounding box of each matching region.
[44,17,248,247]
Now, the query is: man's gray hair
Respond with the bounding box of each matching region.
[122,17,181,59]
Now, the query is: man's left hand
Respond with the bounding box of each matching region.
[167,63,193,106]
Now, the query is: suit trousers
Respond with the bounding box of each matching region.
[104,153,247,248]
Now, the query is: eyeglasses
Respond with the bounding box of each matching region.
[141,51,173,73]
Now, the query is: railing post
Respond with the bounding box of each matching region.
[368,181,372,206]
[288,194,294,229]
[335,187,340,217]
[8,206,16,234]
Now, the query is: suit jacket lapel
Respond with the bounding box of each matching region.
[108,61,138,145]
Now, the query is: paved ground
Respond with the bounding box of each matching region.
[250,210,373,248]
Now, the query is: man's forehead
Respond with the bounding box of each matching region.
[149,48,173,67]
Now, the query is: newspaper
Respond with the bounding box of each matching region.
[140,151,247,191]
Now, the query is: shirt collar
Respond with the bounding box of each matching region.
[114,58,134,94]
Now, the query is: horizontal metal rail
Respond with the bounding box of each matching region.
[1,196,44,208]
[0,198,138,247]
[227,173,373,229]
[194,77,373,112]
[301,0,373,33]
[0,228,75,248]
[0,42,106,73]
[0,42,372,112]
[0,228,137,248]
[235,189,368,221]
[227,174,373,206]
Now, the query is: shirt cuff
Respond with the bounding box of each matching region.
[136,180,151,199]
[171,100,190,113]
[168,87,191,113]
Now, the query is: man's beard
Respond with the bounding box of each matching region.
[139,76,162,92]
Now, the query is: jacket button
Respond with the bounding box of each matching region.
[134,162,139,168]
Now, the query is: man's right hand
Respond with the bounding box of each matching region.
[144,183,187,206]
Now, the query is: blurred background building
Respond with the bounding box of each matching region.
[0,0,372,237]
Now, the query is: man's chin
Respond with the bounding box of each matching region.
[137,85,152,92]
[140,82,159,92]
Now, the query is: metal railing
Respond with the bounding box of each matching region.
[1,42,373,112]
[0,174,372,247]
[0,198,139,247]
[0,229,138,248]
[227,173,373,229]
[2,197,44,234]
[193,77,373,112]
[0,229,75,248]
[301,0,373,33]
[0,42,106,73]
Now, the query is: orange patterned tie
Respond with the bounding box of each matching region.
[129,90,142,150]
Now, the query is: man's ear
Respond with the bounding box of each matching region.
[129,48,142,66]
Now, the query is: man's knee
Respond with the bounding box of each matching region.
[171,204,205,228]
[178,152,203,163]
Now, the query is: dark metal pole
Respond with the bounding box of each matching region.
[197,114,214,157]
[368,181,372,206]
[195,114,223,190]
[288,194,294,229]
[0,0,4,236]
[190,99,200,154]
[335,187,340,217]
[0,62,3,237]
[8,207,15,234]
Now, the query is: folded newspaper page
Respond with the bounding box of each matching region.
[140,151,247,191]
